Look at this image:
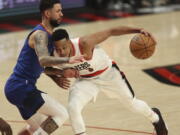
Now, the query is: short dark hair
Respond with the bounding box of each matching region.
[39,0,61,13]
[52,29,69,41]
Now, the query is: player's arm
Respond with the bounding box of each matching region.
[45,74,70,89]
[44,67,69,89]
[44,67,63,76]
[79,26,154,49]
[44,67,79,78]
[33,30,69,66]
[32,31,83,66]
[44,67,78,89]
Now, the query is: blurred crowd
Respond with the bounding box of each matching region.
[86,0,180,11]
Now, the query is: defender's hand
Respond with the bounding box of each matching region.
[62,68,79,78]
[0,118,13,135]
[55,77,70,89]
[69,55,84,64]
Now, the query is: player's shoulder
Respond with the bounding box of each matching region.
[70,37,80,46]
[28,30,48,48]
[70,37,80,42]
[31,30,47,37]
[29,30,48,41]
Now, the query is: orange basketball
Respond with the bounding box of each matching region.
[130,34,156,59]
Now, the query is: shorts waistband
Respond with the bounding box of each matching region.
[11,73,37,84]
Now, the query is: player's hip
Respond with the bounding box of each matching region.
[5,73,37,90]
[90,63,135,98]
[4,74,40,105]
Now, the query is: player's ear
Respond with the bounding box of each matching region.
[44,10,51,18]
[67,39,71,43]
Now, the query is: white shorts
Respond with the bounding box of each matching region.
[69,66,135,104]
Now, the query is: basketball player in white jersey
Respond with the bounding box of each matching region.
[45,27,168,135]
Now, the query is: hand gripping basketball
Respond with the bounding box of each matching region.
[130,33,156,59]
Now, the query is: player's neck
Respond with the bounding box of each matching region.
[41,20,53,34]
[69,42,75,57]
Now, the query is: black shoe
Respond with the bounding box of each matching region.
[152,108,168,135]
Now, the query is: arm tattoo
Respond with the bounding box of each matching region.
[41,116,59,134]
[34,31,49,58]
[40,56,70,67]
[34,31,69,66]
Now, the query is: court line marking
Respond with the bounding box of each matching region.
[7,120,153,135]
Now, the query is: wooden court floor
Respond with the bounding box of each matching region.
[0,11,180,135]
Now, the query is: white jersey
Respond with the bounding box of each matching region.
[54,38,112,78]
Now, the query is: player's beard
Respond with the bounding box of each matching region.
[50,19,60,27]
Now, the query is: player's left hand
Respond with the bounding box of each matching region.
[54,76,70,89]
[0,118,13,135]
[62,68,79,78]
[140,29,157,44]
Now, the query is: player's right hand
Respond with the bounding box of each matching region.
[69,55,84,64]
[0,118,13,135]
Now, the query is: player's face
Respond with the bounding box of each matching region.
[54,39,71,57]
[49,4,63,27]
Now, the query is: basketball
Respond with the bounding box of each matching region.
[130,34,156,59]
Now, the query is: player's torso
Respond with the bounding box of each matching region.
[55,38,112,77]
[13,24,54,82]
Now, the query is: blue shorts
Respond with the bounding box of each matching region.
[4,74,45,120]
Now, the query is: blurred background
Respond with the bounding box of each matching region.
[1,0,180,34]
[0,0,180,135]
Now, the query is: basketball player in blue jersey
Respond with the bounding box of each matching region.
[45,28,168,135]
[4,0,83,135]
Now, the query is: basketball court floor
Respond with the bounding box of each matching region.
[0,11,180,135]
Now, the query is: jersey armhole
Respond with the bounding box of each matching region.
[78,38,84,55]
[27,30,37,49]
[78,38,94,61]
[27,29,47,49]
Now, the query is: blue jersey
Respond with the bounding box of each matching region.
[13,24,54,83]
[4,24,54,120]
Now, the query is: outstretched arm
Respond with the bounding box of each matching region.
[79,26,155,50]
[32,30,83,67]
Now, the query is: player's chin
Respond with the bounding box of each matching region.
[57,19,62,23]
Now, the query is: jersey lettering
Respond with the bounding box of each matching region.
[74,62,93,72]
